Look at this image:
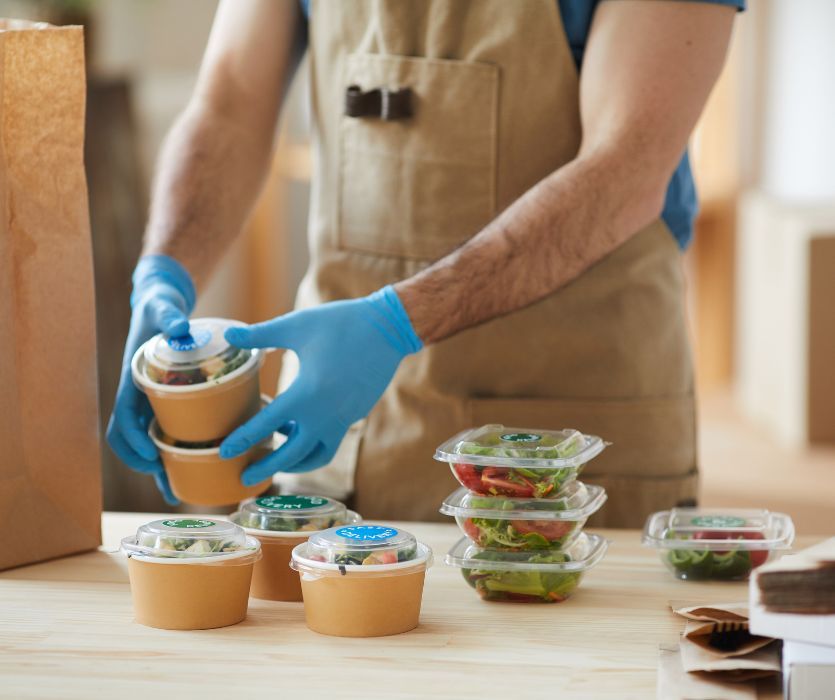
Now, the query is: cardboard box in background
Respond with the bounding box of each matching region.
[0,20,101,570]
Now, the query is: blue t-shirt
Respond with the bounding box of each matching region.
[300,0,745,249]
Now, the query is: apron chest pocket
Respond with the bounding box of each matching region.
[338,53,499,260]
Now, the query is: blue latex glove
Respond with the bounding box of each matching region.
[106,255,196,505]
[219,285,423,485]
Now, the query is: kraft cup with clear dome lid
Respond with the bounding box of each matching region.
[290,524,432,637]
[149,395,274,507]
[441,481,607,551]
[642,508,795,581]
[120,518,261,630]
[445,531,608,603]
[131,317,264,442]
[435,425,606,499]
[230,494,361,602]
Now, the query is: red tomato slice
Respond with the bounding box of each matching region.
[462,518,483,543]
[480,468,535,498]
[453,463,485,491]
[511,519,574,541]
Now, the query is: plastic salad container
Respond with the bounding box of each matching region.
[230,494,361,602]
[446,532,607,603]
[149,395,273,506]
[440,481,607,551]
[290,525,432,637]
[131,317,263,442]
[435,425,606,499]
[121,518,261,630]
[642,508,795,581]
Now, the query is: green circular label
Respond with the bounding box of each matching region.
[161,518,216,529]
[500,433,541,443]
[691,515,746,528]
[255,495,327,511]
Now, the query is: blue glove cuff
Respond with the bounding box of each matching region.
[367,285,424,356]
[131,255,196,312]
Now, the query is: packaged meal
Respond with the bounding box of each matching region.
[642,508,795,581]
[233,494,358,533]
[440,481,606,550]
[121,518,261,630]
[446,531,608,603]
[231,495,362,603]
[435,425,605,499]
[131,317,264,442]
[291,525,433,637]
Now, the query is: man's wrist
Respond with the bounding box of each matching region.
[368,285,423,356]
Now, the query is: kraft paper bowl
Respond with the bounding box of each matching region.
[236,511,361,602]
[150,411,273,507]
[132,343,264,443]
[290,542,432,637]
[123,542,261,630]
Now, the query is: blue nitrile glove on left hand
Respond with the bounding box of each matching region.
[220,285,423,485]
[106,255,196,505]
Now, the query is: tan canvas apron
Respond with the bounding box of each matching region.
[276,0,698,528]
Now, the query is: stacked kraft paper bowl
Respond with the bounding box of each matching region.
[122,319,434,635]
[435,424,610,603]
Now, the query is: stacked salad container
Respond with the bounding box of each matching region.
[436,424,610,603]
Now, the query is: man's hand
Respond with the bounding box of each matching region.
[396,1,736,343]
[219,287,423,485]
[106,256,196,504]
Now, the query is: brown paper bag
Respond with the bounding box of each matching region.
[671,601,774,657]
[657,645,757,700]
[0,20,101,570]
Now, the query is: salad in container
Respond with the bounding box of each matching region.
[121,518,261,630]
[131,318,264,442]
[149,396,273,506]
[290,525,432,637]
[446,532,607,603]
[440,481,606,551]
[435,425,606,499]
[642,508,795,581]
[230,494,361,602]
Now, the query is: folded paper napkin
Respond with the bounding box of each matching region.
[657,602,781,700]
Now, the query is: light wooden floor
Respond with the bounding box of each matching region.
[699,390,835,535]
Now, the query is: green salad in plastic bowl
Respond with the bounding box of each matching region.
[305,525,419,566]
[445,532,608,603]
[440,481,606,550]
[642,508,795,581]
[435,425,605,499]
[121,518,258,559]
[231,494,360,534]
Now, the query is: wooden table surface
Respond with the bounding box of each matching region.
[0,513,815,700]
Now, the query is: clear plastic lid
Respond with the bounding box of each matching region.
[435,424,605,468]
[440,481,607,520]
[306,525,419,566]
[232,495,356,534]
[642,508,795,551]
[445,532,608,572]
[140,318,253,387]
[121,518,252,558]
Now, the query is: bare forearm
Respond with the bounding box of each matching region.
[396,147,662,343]
[142,101,275,290]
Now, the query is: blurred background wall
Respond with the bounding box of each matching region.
[2,0,833,528]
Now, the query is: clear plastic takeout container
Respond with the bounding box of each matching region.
[121,517,259,560]
[642,508,795,581]
[232,494,360,535]
[291,525,433,637]
[445,531,608,603]
[131,317,264,442]
[435,425,606,499]
[440,481,607,550]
